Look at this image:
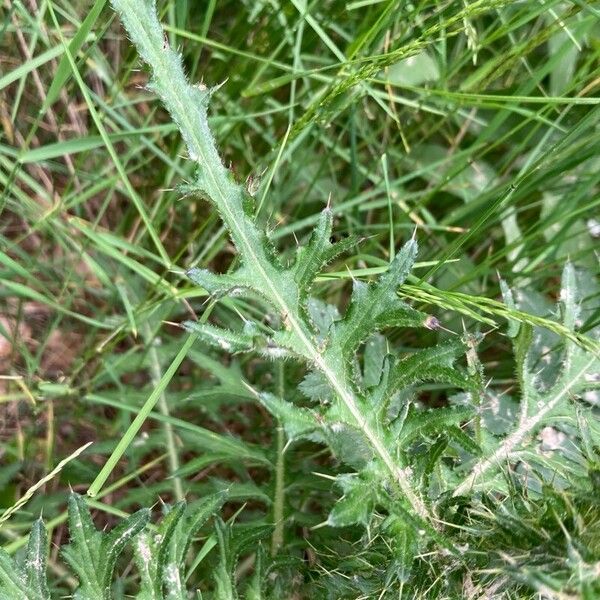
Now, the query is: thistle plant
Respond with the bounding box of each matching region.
[0,493,229,599]
[3,1,599,598]
[109,0,469,536]
[109,0,600,564]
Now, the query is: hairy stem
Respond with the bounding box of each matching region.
[271,366,286,556]
[271,425,285,555]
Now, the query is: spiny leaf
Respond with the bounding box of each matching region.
[245,546,264,600]
[331,240,424,356]
[183,321,255,353]
[213,520,237,600]
[374,305,431,330]
[0,551,29,600]
[323,421,375,468]
[455,264,600,496]
[101,508,150,597]
[292,208,335,291]
[500,277,520,338]
[386,516,419,584]
[446,424,482,456]
[173,492,228,566]
[62,495,103,600]
[366,357,394,413]
[111,0,439,534]
[0,518,50,600]
[63,494,150,600]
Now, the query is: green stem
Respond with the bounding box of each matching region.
[143,322,184,501]
[271,364,286,556]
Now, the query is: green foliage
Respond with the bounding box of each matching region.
[62,494,150,599]
[2,0,600,598]
[0,493,233,600]
[0,519,49,600]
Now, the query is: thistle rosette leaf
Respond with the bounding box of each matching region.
[62,493,150,600]
[454,263,600,497]
[0,518,50,600]
[110,0,467,533]
[134,493,226,600]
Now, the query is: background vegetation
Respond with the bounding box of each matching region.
[0,0,599,597]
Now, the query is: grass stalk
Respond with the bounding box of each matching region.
[87,334,196,498]
[142,322,184,501]
[271,364,286,556]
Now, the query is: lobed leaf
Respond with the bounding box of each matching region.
[111,0,467,546]
[454,264,600,496]
[331,240,424,356]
